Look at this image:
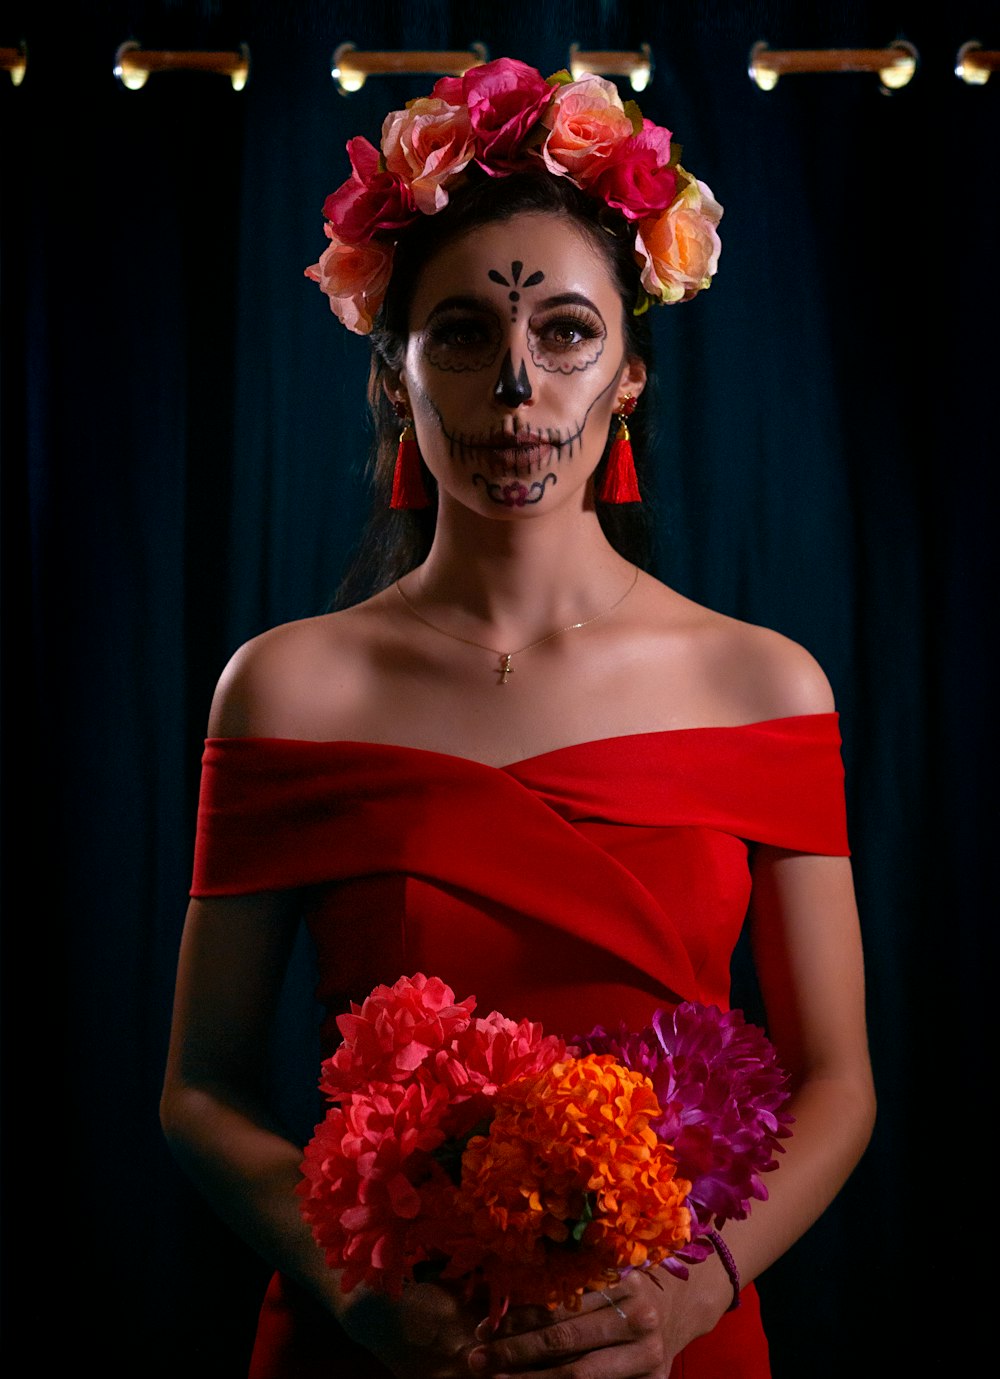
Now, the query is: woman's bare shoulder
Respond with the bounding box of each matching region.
[646,583,836,723]
[207,596,391,739]
[700,607,835,721]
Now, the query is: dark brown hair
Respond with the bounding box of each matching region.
[332,168,655,609]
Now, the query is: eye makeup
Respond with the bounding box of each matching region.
[423,304,502,372]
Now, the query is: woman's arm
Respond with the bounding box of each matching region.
[162,630,493,1374]
[160,890,339,1306]
[161,890,487,1375]
[466,849,876,1378]
[728,847,876,1282]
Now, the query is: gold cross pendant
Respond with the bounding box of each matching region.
[499,653,513,684]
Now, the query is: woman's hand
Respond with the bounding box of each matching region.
[338,1278,486,1379]
[464,1264,729,1378]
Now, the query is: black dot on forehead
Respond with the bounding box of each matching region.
[509,291,519,301]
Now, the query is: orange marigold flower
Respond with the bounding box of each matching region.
[446,1055,692,1312]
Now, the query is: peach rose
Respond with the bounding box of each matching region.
[634,173,723,304]
[541,75,634,183]
[381,97,475,214]
[304,224,394,335]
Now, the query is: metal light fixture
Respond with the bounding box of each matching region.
[113,40,251,91]
[955,40,997,85]
[568,43,653,92]
[1,41,26,85]
[748,39,918,94]
[331,42,488,96]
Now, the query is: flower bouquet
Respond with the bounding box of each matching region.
[297,974,792,1322]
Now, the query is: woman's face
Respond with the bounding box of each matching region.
[396,212,646,517]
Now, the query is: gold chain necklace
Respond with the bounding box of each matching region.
[394,565,639,684]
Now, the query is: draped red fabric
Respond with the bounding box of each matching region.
[191,713,849,1377]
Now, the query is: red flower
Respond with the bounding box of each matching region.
[297,1078,455,1297]
[584,120,679,221]
[428,1012,566,1098]
[322,136,418,244]
[321,973,476,1098]
[435,58,554,176]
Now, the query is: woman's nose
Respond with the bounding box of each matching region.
[493,348,533,407]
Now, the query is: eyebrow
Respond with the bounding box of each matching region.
[423,290,606,325]
[535,292,604,317]
[424,294,496,321]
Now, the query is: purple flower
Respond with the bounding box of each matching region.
[576,1002,793,1270]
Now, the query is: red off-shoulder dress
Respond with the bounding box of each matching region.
[190,714,850,1379]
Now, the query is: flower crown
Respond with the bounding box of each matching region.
[306,57,723,336]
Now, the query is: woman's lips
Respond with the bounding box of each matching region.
[479,434,558,473]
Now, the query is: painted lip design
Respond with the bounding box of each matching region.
[465,426,563,452]
[440,418,588,475]
[478,435,560,477]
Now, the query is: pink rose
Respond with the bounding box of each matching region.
[541,75,634,183]
[585,119,679,220]
[634,173,723,304]
[449,57,555,175]
[304,224,394,335]
[322,136,417,243]
[381,97,475,214]
[430,74,465,104]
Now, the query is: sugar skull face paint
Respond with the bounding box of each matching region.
[399,212,643,516]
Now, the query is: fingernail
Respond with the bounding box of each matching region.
[468,1347,488,1373]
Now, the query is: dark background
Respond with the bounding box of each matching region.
[2,1,996,1374]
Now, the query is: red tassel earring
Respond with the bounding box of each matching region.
[390,402,430,510]
[598,394,640,504]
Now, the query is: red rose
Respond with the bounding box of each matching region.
[322,136,417,243]
[460,57,555,175]
[585,121,679,221]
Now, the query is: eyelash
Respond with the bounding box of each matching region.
[534,313,603,348]
[426,310,604,351]
[427,318,496,349]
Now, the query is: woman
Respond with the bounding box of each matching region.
[161,58,875,1378]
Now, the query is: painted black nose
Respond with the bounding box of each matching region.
[494,349,532,406]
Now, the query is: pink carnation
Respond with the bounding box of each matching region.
[304,224,393,335]
[426,1012,567,1099]
[435,57,554,176]
[584,119,679,220]
[320,973,477,1097]
[381,97,475,214]
[297,1078,455,1297]
[634,173,723,304]
[322,136,417,244]
[541,75,634,184]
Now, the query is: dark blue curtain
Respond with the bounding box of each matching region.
[3,1,996,1373]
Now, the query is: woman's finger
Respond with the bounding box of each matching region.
[467,1289,660,1376]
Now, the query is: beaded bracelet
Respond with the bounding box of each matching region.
[706,1229,741,1311]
